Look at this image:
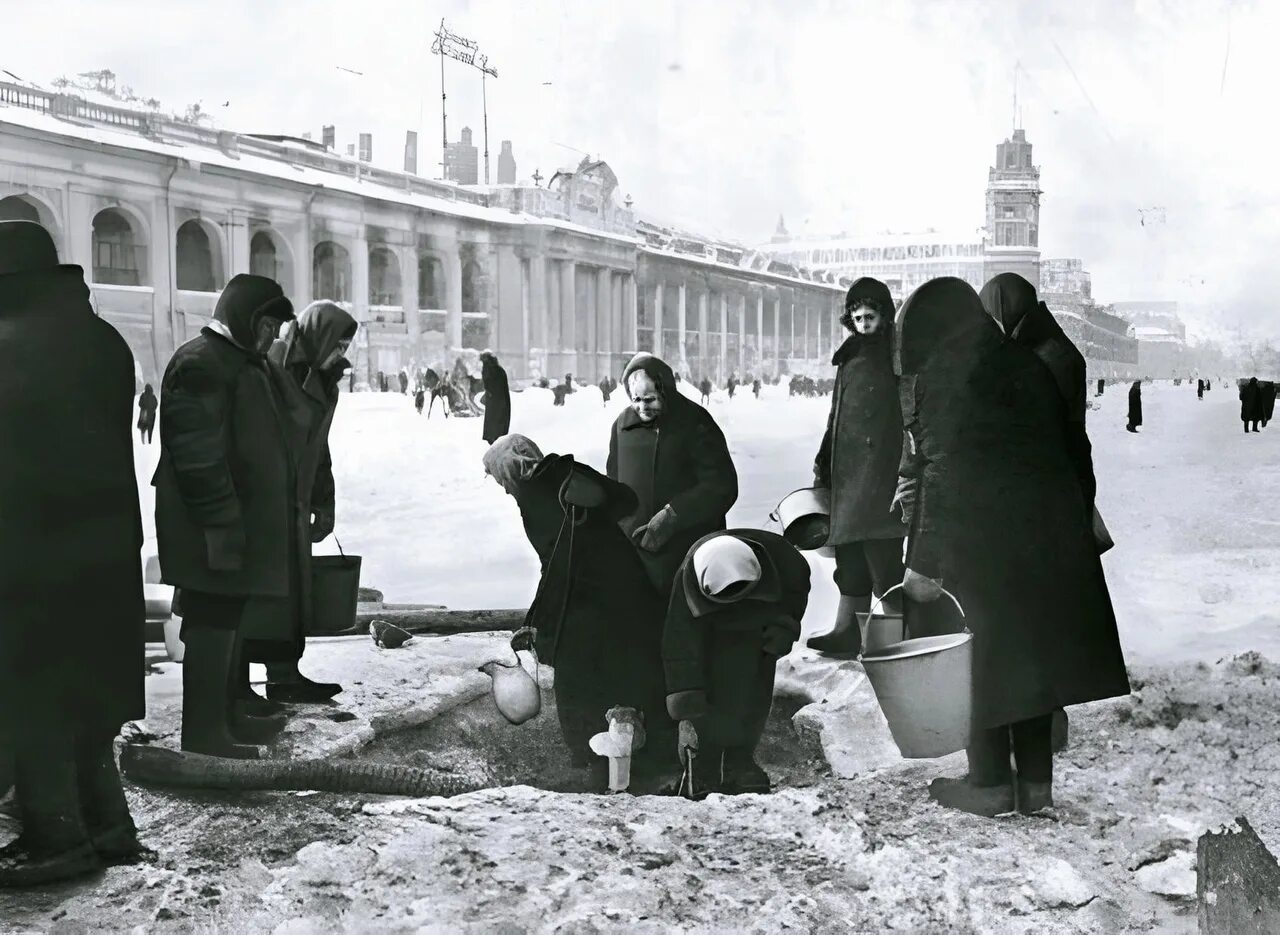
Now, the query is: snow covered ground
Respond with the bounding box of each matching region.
[133,377,1280,666]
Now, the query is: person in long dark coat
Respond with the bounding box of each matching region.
[245,301,358,703]
[1240,377,1262,432]
[808,278,909,656]
[1197,378,1204,400]
[484,434,675,786]
[154,274,295,760]
[663,529,810,797]
[895,277,1129,818]
[0,221,148,885]
[608,353,739,598]
[137,383,158,444]
[480,351,511,444]
[1261,381,1276,427]
[1126,380,1143,432]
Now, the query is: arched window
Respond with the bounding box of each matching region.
[175,220,220,292]
[0,195,40,223]
[91,208,144,286]
[418,255,445,309]
[368,247,402,306]
[313,241,351,303]
[250,231,278,280]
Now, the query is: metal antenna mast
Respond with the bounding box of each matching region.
[430,20,498,183]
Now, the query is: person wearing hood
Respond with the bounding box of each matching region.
[608,353,739,597]
[480,351,511,444]
[137,383,158,444]
[807,278,909,656]
[1239,378,1262,432]
[484,434,675,786]
[232,301,358,704]
[153,274,296,760]
[662,529,810,797]
[1127,380,1143,433]
[895,277,1129,818]
[0,221,148,885]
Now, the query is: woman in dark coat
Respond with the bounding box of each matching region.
[137,383,158,444]
[1260,381,1276,428]
[243,301,358,703]
[1127,380,1143,433]
[0,221,147,884]
[808,277,908,655]
[608,353,739,598]
[484,434,675,785]
[895,277,1129,818]
[1240,378,1263,432]
[480,351,511,444]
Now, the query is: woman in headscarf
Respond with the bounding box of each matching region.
[1127,380,1143,433]
[479,351,511,444]
[895,277,1129,818]
[484,434,676,788]
[137,383,158,444]
[236,301,357,704]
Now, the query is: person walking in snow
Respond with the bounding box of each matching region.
[608,353,738,597]
[727,374,738,399]
[752,377,761,399]
[414,387,425,415]
[1126,380,1143,433]
[480,351,511,445]
[662,529,810,797]
[398,370,408,395]
[1240,377,1263,433]
[1197,378,1204,400]
[698,376,713,406]
[137,383,158,444]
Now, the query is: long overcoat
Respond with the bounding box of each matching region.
[481,357,512,444]
[1240,379,1264,423]
[608,353,739,597]
[1128,382,1143,428]
[899,279,1130,732]
[813,331,908,543]
[0,264,145,738]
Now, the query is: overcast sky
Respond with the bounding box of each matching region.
[4,0,1275,336]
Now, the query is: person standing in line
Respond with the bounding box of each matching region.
[137,383,158,444]
[153,274,296,760]
[480,351,511,445]
[0,221,150,885]
[1126,380,1143,433]
[1240,377,1263,433]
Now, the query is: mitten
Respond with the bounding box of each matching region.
[632,504,678,552]
[903,568,943,603]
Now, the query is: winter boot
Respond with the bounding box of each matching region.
[181,627,260,760]
[1016,777,1054,815]
[231,641,286,716]
[266,660,342,703]
[75,735,152,867]
[806,594,870,656]
[721,748,771,795]
[927,776,1016,817]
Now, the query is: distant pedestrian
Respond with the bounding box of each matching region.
[480,351,511,444]
[1197,378,1204,400]
[137,383,158,444]
[1126,381,1143,433]
[1261,381,1276,427]
[599,374,617,405]
[551,383,569,407]
[564,373,576,395]
[699,377,712,406]
[398,370,408,395]
[1096,378,1104,397]
[414,388,425,415]
[727,375,738,399]
[752,378,761,399]
[1240,377,1263,432]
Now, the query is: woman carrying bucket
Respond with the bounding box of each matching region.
[894,278,1129,817]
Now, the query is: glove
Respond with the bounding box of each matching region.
[631,504,678,552]
[666,689,708,721]
[509,626,537,653]
[205,525,246,572]
[310,508,335,543]
[890,477,918,518]
[903,568,943,603]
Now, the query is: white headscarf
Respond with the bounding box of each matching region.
[692,536,761,602]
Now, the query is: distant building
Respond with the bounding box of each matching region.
[982,128,1042,288]
[1040,258,1138,382]
[445,127,479,186]
[496,140,516,185]
[1112,301,1186,341]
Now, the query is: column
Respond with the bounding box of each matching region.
[772,293,781,378]
[677,281,688,377]
[626,274,638,355]
[530,255,548,353]
[400,246,420,350]
[804,297,813,362]
[443,245,463,357]
[737,293,747,377]
[292,223,312,307]
[755,291,764,377]
[519,258,531,370]
[228,209,251,277]
[352,235,371,383]
[653,280,665,356]
[560,260,576,375]
[547,259,562,361]
[698,290,709,383]
[719,293,728,384]
[596,266,612,380]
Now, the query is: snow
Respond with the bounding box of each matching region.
[132,378,1280,666]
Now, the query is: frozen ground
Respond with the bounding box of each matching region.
[4,376,1266,934]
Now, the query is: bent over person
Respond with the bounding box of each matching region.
[154,274,295,759]
[0,221,149,886]
[608,352,739,597]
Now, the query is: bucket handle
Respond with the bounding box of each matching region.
[857,582,968,660]
[333,535,348,559]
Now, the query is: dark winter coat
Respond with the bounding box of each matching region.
[1240,378,1264,423]
[896,278,1130,731]
[662,528,810,695]
[481,356,512,444]
[980,274,1097,514]
[609,353,739,597]
[813,327,908,544]
[137,387,158,431]
[1128,382,1143,428]
[1264,382,1277,422]
[507,451,672,761]
[0,257,144,737]
[153,275,297,598]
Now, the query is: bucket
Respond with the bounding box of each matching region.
[771,487,835,557]
[860,611,905,654]
[860,583,972,759]
[309,537,363,634]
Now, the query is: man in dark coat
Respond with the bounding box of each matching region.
[0,221,148,885]
[663,529,810,797]
[698,376,713,406]
[1096,378,1105,397]
[480,351,512,444]
[727,374,738,399]
[1239,377,1262,432]
[485,435,675,786]
[1197,378,1204,400]
[1127,380,1143,433]
[895,278,1129,817]
[1261,381,1276,427]
[137,383,158,444]
[608,353,739,598]
[598,374,616,405]
[154,274,295,759]
[249,300,358,703]
[398,370,408,395]
[808,278,909,656]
